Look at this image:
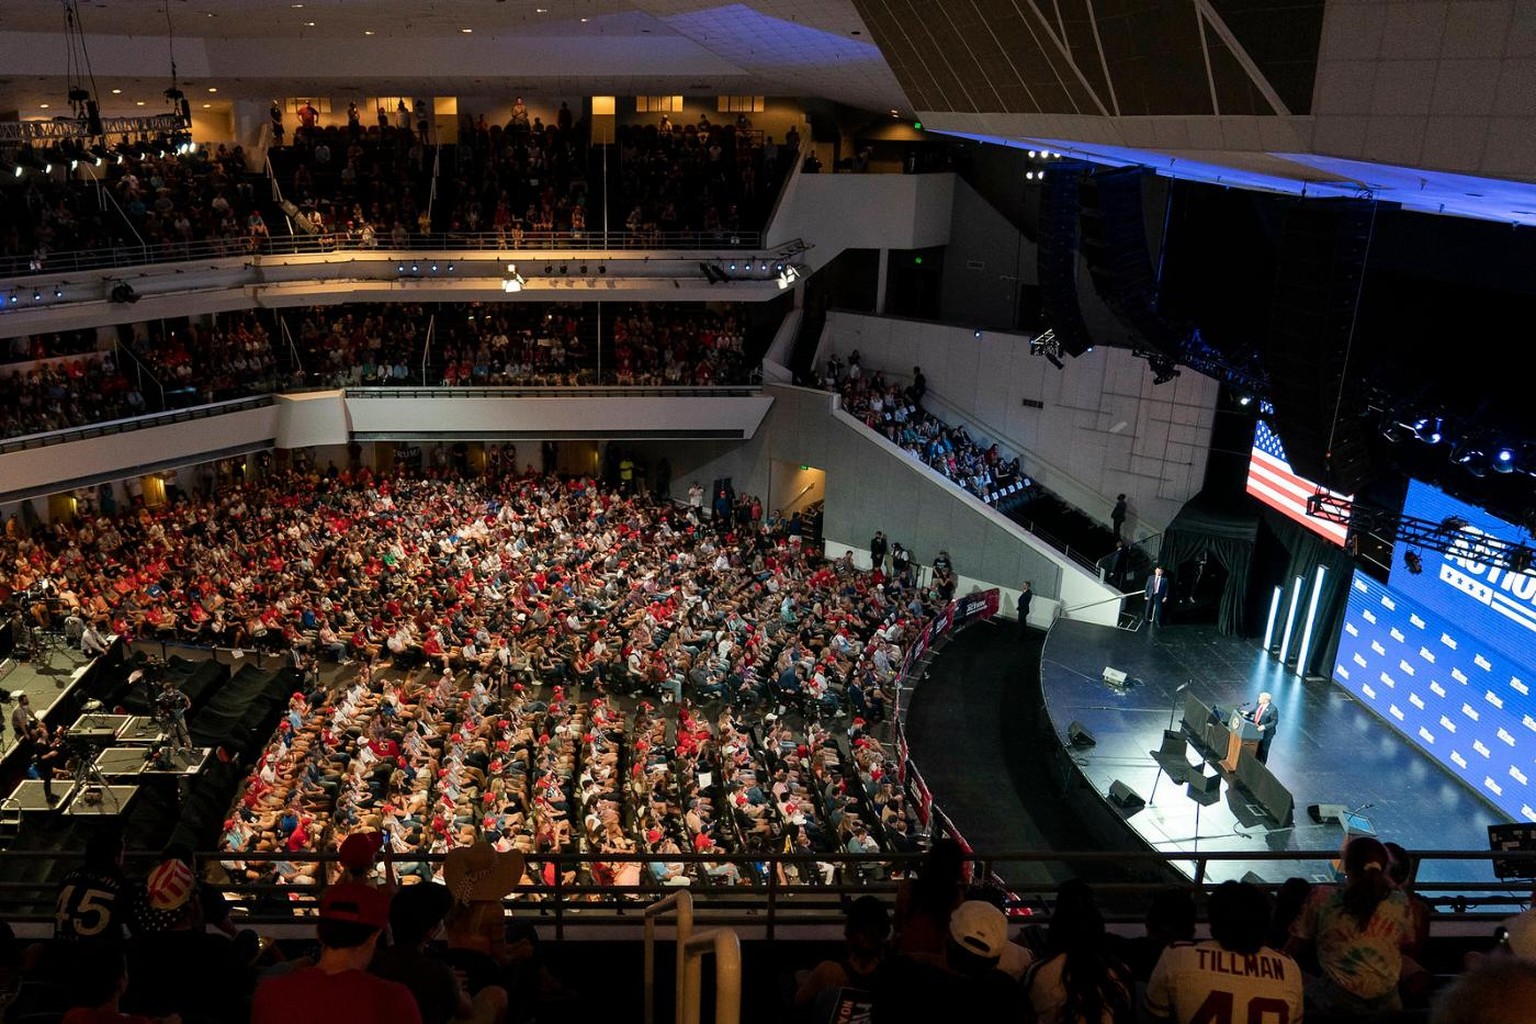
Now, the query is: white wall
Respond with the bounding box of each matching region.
[0,405,278,502]
[766,173,955,268]
[344,394,774,439]
[817,313,1218,537]
[275,391,350,449]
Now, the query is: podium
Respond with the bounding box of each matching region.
[1219,710,1261,773]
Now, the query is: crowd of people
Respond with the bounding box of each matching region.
[0,302,760,440]
[1,464,936,892]
[0,349,146,439]
[0,143,263,271]
[613,117,797,239]
[830,352,1028,506]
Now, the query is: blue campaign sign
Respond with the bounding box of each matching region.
[1389,480,1536,671]
[1334,569,1535,823]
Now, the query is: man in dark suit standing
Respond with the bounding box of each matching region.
[1145,565,1171,632]
[1018,581,1033,637]
[1250,691,1278,764]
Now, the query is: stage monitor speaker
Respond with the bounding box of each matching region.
[1067,721,1096,748]
[1157,729,1188,759]
[1188,766,1221,796]
[1108,780,1145,811]
[1236,754,1295,826]
[1308,803,1349,825]
[1103,666,1128,686]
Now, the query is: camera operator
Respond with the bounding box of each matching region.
[155,678,193,750]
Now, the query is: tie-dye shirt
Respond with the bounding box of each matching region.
[1292,885,1411,999]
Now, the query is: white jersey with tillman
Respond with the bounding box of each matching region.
[1145,940,1303,1024]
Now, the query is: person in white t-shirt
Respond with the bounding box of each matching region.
[1145,880,1303,1024]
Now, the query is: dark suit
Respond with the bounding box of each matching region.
[1145,572,1171,627]
[1251,701,1278,763]
[1018,587,1033,635]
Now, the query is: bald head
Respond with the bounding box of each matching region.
[1433,958,1536,1024]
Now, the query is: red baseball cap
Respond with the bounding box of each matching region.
[319,883,389,930]
[338,830,383,870]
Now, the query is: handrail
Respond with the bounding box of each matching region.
[0,229,768,279]
[0,394,275,454]
[343,385,763,399]
[643,890,741,1024]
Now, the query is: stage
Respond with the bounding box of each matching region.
[1040,619,1509,886]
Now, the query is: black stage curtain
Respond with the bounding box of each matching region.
[1160,504,1258,635]
[1263,510,1356,679]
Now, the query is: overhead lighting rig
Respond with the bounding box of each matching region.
[1306,492,1536,575]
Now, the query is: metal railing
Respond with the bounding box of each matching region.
[344,385,762,399]
[0,229,767,279]
[644,891,742,1024]
[0,394,275,455]
[0,849,1530,934]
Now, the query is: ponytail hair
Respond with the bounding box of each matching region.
[1341,836,1392,927]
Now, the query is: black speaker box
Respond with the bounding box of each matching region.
[1308,803,1349,825]
[1067,721,1096,748]
[1108,780,1145,811]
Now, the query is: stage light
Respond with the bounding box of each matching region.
[1512,547,1534,575]
[973,329,983,339]
[32,291,42,303]
[53,287,63,298]
[1494,446,1517,473]
[1262,585,1284,651]
[410,263,418,273]
[397,264,405,273]
[1403,550,1423,575]
[430,264,438,272]
[1278,575,1304,665]
[1295,565,1328,678]
[1028,150,1037,158]
[1238,394,1253,406]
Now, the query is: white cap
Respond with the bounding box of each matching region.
[949,900,1008,961]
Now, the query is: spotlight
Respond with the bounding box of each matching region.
[544,265,552,274]
[53,287,63,298]
[973,329,983,339]
[559,265,568,275]
[598,265,606,274]
[108,281,139,304]
[446,263,453,272]
[32,291,42,303]
[397,264,405,273]
[1494,446,1517,473]
[1237,394,1253,406]
[410,263,418,273]
[1403,550,1423,575]
[430,263,438,272]
[1410,416,1443,444]
[579,264,588,274]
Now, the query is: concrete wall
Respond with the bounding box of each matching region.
[344,393,774,440]
[816,313,1218,537]
[0,404,278,502]
[642,383,1121,626]
[766,173,955,268]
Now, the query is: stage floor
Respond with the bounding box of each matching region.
[1041,619,1510,886]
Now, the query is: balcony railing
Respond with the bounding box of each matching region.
[0,395,276,455]
[0,229,767,279]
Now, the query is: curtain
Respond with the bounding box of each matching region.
[1159,504,1259,635]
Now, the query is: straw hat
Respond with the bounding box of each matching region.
[443,840,525,905]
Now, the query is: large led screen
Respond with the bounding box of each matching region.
[1334,569,1536,822]
[1246,419,1350,545]
[1390,479,1536,668]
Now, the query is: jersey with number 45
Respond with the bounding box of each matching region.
[1145,941,1303,1024]
[54,869,133,941]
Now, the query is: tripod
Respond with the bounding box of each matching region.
[68,742,121,812]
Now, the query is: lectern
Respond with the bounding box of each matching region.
[1219,709,1261,773]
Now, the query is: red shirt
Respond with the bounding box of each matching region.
[253,967,421,1024]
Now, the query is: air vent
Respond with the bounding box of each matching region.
[1021,398,1044,410]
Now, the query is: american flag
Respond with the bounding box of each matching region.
[1246,420,1351,545]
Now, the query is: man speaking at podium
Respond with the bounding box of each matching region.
[1247,692,1277,764]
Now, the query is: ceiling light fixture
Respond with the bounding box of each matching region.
[208,87,218,93]
[111,88,122,94]
[364,29,374,35]
[461,27,473,33]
